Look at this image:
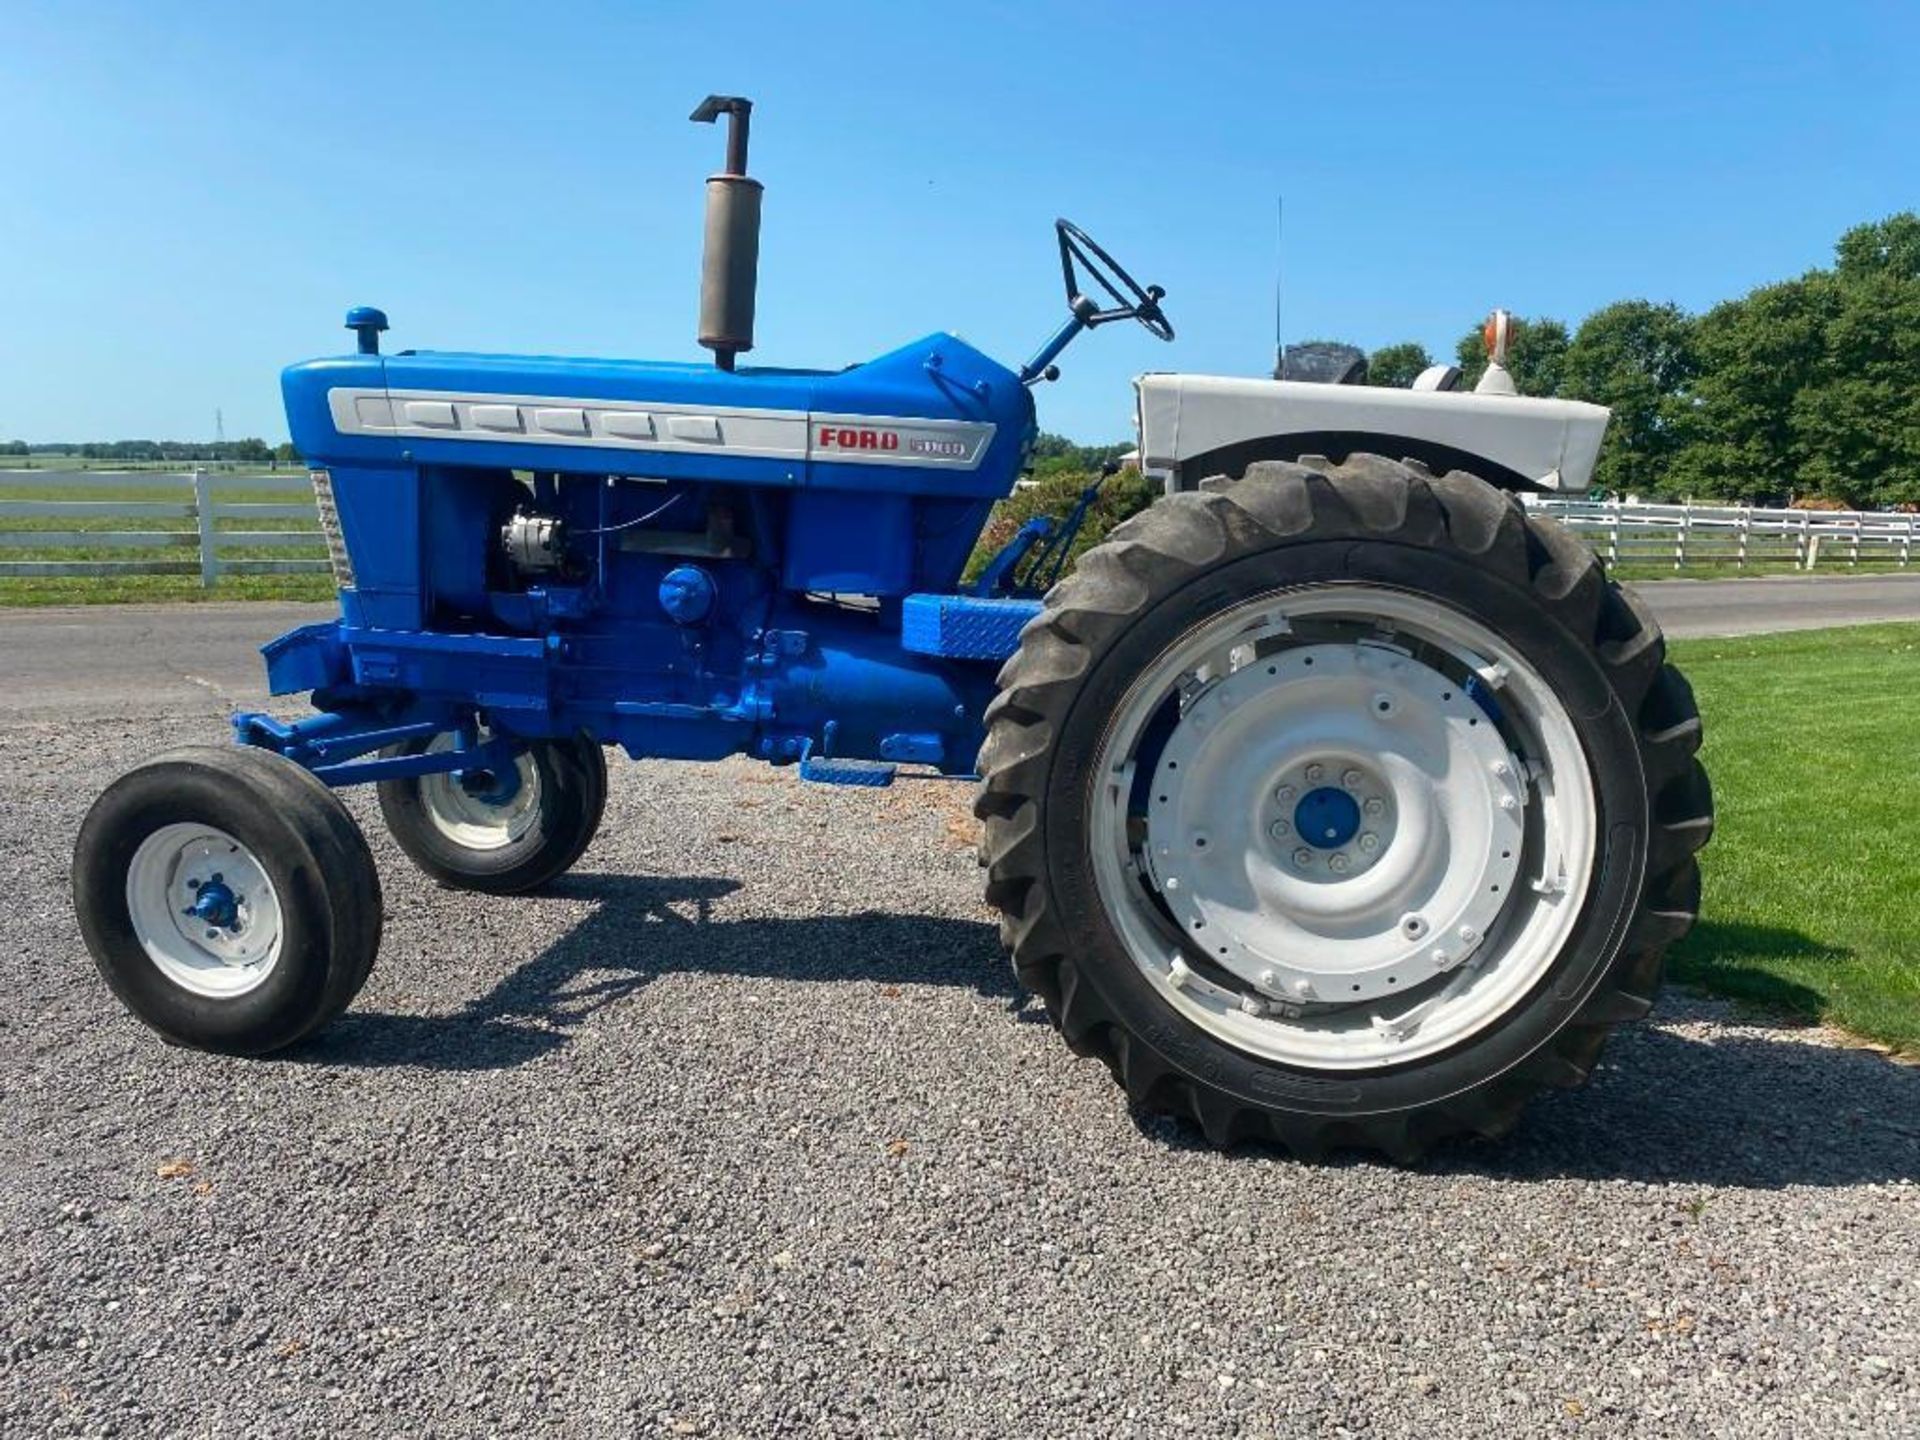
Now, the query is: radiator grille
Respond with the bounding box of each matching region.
[309,469,355,589]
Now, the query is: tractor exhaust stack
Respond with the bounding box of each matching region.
[691,95,761,372]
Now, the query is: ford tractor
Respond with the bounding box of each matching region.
[73,97,1712,1159]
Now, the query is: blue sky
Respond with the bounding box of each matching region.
[3,1,1916,444]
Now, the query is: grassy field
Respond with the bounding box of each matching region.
[0,458,292,473]
[0,475,327,605]
[0,573,337,605]
[1666,623,1920,1052]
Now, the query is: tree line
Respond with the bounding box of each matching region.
[0,439,300,464]
[1336,212,1920,508]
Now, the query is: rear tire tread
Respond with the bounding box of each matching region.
[976,456,1714,1159]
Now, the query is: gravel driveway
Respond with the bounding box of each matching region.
[2,621,1917,1438]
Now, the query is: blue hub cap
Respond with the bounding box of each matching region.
[457,763,523,805]
[184,876,241,930]
[1293,786,1361,850]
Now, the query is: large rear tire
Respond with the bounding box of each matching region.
[73,746,383,1054]
[976,457,1712,1159]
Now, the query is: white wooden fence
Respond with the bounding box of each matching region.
[1524,496,1919,570]
[0,469,327,586]
[3,472,1915,586]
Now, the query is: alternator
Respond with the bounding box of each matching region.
[501,511,567,573]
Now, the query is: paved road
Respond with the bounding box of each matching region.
[2,574,1917,725]
[1635,573,1920,639]
[2,590,1917,1437]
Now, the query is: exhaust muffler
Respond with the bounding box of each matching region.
[691,94,760,372]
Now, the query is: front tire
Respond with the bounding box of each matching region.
[976,457,1713,1159]
[377,734,608,895]
[73,746,383,1054]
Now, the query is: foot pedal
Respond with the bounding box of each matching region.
[798,754,897,787]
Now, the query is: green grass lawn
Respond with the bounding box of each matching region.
[1666,622,1920,1052]
[0,574,336,605]
[0,477,326,604]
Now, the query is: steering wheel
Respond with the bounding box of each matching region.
[1056,219,1174,342]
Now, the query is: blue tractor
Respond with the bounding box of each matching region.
[74,98,1711,1158]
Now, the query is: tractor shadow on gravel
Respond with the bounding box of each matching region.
[292,870,1023,1073]
[1133,999,1920,1189]
[1136,918,1919,1188]
[1433,1004,1918,1190]
[300,890,1917,1189]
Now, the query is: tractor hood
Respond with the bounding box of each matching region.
[1134,373,1610,493]
[283,330,1033,498]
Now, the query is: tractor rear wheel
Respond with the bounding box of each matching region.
[73,746,383,1054]
[377,734,607,895]
[976,456,1712,1159]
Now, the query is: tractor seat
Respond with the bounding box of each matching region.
[1412,364,1464,392]
[1275,342,1369,385]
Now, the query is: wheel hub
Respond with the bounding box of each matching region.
[455,763,523,806]
[184,875,241,931]
[420,735,541,851]
[126,824,284,996]
[1292,785,1359,849]
[1148,641,1527,1006]
[1268,758,1399,881]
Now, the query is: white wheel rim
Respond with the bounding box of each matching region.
[125,823,284,999]
[418,734,541,851]
[1089,585,1598,1070]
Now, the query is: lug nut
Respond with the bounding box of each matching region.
[1500,795,1519,812]
[1341,768,1364,790]
[1458,925,1479,944]
[1328,854,1351,874]
[1358,832,1380,853]
[1363,797,1386,817]
[1492,760,1511,779]
[1268,819,1290,840]
[1304,763,1324,783]
[1292,847,1314,867]
[1274,784,1296,803]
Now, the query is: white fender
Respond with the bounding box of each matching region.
[1134,372,1610,493]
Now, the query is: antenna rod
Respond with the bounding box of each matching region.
[1273,195,1285,379]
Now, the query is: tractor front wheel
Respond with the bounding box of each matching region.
[976,456,1713,1159]
[73,746,383,1054]
[376,734,607,895]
